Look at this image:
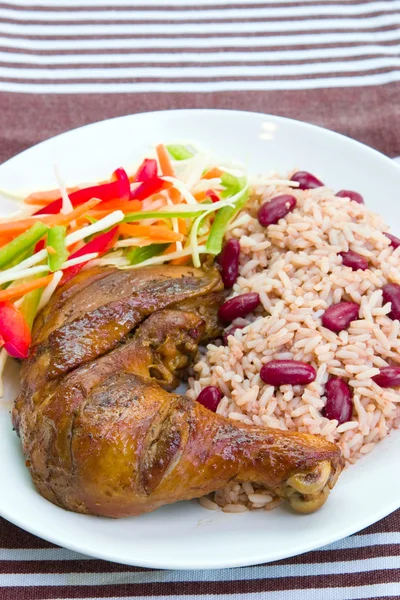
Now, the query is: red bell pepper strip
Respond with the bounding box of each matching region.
[130,178,170,201]
[34,200,61,215]
[34,239,46,253]
[113,167,131,189]
[132,158,158,182]
[0,301,31,359]
[61,226,119,284]
[205,189,220,203]
[34,169,131,216]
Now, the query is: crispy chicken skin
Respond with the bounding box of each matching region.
[13,265,343,516]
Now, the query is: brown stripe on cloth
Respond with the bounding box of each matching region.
[2,39,400,56]
[0,40,399,60]
[3,65,400,82]
[2,52,400,69]
[0,57,391,69]
[2,25,400,40]
[358,510,400,534]
[1,84,400,165]
[0,560,150,574]
[1,13,398,26]
[0,518,54,550]
[3,64,400,80]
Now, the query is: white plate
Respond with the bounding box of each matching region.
[1,109,400,570]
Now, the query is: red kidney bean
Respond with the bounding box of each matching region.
[218,238,240,289]
[372,366,400,388]
[223,325,244,345]
[323,378,353,424]
[321,302,359,333]
[218,292,260,323]
[258,194,296,227]
[196,386,223,412]
[385,232,400,249]
[339,250,368,271]
[260,360,316,386]
[336,189,364,204]
[290,171,324,190]
[382,283,400,321]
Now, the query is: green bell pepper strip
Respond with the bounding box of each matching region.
[47,225,68,272]
[127,243,169,265]
[166,145,194,161]
[20,286,42,330]
[0,221,48,270]
[123,198,236,224]
[2,248,33,277]
[206,187,250,255]
[220,172,246,198]
[123,208,203,222]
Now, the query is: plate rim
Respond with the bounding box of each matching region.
[1,107,398,174]
[1,108,399,570]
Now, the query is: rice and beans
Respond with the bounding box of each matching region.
[188,170,400,512]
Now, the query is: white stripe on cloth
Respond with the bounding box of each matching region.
[3,70,400,93]
[1,532,398,562]
[2,13,400,35]
[2,57,400,80]
[2,0,388,6]
[2,28,400,50]
[1,45,400,66]
[1,1,400,21]
[2,555,400,585]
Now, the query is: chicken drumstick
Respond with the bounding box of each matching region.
[13,265,343,516]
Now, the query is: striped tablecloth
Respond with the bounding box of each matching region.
[0,1,400,598]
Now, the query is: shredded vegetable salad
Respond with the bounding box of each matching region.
[0,142,299,394]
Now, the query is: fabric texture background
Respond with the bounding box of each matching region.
[0,1,399,598]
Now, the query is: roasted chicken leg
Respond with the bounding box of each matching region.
[13,265,343,516]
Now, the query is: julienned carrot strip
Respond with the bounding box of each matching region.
[170,255,190,266]
[156,144,175,178]
[156,144,181,203]
[162,243,177,255]
[101,199,143,211]
[67,241,84,255]
[24,198,53,207]
[119,223,183,242]
[168,224,190,263]
[193,191,206,202]
[0,198,101,236]
[164,240,190,261]
[171,188,181,204]
[203,167,223,180]
[0,236,14,248]
[24,187,80,206]
[0,274,54,302]
[0,218,47,236]
[89,200,143,217]
[178,219,187,235]
[50,198,102,226]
